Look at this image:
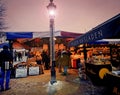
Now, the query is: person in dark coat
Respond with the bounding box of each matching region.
[18,52,22,61]
[41,51,50,70]
[36,55,44,74]
[0,45,13,91]
[56,50,71,75]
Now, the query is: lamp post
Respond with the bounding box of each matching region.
[47,0,57,84]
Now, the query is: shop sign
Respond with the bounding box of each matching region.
[69,14,120,47]
[69,30,103,46]
[15,68,27,78]
[28,66,39,76]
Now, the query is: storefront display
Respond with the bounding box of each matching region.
[85,63,112,85]
[69,13,120,95]
[13,59,40,78]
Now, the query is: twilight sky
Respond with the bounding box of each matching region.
[3,0,120,33]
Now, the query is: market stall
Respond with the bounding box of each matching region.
[4,30,82,78]
[69,13,120,94]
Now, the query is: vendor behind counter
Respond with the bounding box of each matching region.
[70,52,85,69]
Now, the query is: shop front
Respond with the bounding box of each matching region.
[69,14,120,94]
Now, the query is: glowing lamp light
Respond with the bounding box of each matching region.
[54,37,56,40]
[47,1,56,18]
[49,10,55,16]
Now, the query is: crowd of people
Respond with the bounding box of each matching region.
[14,51,23,61]
[27,49,50,71]
[0,45,86,92]
[23,48,85,77]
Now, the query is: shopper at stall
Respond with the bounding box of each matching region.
[14,50,17,61]
[41,51,50,70]
[36,54,44,74]
[0,45,13,91]
[56,50,71,75]
[18,52,22,61]
[77,58,86,80]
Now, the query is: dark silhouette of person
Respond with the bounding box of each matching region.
[0,45,13,91]
[41,51,50,70]
[14,50,17,61]
[18,52,22,61]
[36,55,44,74]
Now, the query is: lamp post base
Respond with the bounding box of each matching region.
[50,61,57,85]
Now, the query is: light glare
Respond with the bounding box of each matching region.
[49,10,55,16]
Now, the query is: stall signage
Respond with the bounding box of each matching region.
[69,14,120,47]
[28,66,39,75]
[78,30,103,43]
[69,29,103,46]
[15,68,27,78]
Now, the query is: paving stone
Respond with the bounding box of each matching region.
[0,69,108,95]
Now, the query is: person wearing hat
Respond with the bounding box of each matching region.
[56,50,71,75]
[0,45,13,91]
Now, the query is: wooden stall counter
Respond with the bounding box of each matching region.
[104,72,120,95]
[85,63,112,86]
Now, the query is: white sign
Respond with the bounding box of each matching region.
[28,66,39,76]
[15,68,27,78]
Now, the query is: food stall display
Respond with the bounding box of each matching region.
[84,45,112,85]
[13,57,40,78]
[14,62,28,78]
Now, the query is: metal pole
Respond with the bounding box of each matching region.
[50,17,56,85]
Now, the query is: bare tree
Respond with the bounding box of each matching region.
[0,0,7,43]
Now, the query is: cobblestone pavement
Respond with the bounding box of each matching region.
[0,69,108,95]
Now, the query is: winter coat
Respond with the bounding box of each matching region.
[56,53,71,67]
[0,49,13,70]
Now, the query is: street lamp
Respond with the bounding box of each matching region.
[47,0,57,85]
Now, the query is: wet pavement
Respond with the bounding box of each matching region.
[0,68,108,95]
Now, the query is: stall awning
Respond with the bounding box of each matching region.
[0,42,9,48]
[69,13,120,46]
[88,39,120,44]
[6,32,33,39]
[6,31,82,40]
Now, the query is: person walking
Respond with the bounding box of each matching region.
[0,45,13,91]
[56,50,71,75]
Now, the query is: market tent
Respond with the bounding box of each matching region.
[69,13,120,46]
[6,32,33,39]
[6,30,83,40]
[33,31,82,38]
[13,42,30,50]
[88,39,120,44]
[0,42,9,48]
[0,42,30,49]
